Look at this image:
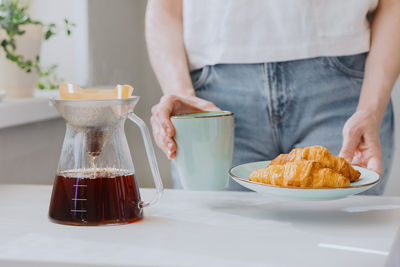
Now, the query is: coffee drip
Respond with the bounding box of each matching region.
[85,127,111,173]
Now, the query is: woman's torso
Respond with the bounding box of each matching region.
[183,0,378,70]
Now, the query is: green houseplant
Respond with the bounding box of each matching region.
[0,0,74,97]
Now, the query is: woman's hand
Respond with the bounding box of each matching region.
[340,0,400,175]
[339,110,382,175]
[151,95,220,159]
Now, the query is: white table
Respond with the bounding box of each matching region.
[0,185,399,267]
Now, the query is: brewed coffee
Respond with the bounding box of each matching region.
[49,169,143,225]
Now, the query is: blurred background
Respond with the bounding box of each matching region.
[0,0,173,188]
[0,0,399,195]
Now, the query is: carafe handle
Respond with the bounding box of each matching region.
[128,113,164,208]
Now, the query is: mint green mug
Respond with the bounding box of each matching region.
[171,111,234,190]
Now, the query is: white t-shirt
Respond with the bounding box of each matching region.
[183,0,378,70]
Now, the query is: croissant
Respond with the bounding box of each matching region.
[270,153,289,165]
[269,146,360,182]
[249,160,351,188]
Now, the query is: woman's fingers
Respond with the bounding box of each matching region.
[367,156,382,175]
[350,146,382,174]
[150,111,176,159]
[194,97,221,111]
[150,116,167,153]
[158,111,175,137]
[364,133,382,175]
[156,94,212,137]
[154,99,177,159]
[340,110,383,174]
[158,95,179,137]
[339,125,362,163]
[161,131,176,158]
[151,94,220,160]
[351,150,363,166]
[152,101,173,138]
[154,123,176,159]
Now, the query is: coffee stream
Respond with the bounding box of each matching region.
[85,128,107,176]
[90,156,97,176]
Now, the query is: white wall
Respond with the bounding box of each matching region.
[29,0,89,86]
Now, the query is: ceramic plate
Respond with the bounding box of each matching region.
[229,161,380,200]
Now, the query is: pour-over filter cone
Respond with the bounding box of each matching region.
[49,97,140,157]
[49,97,139,127]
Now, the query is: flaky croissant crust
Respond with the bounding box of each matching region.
[249,146,361,188]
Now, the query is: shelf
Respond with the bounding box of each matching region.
[0,97,60,129]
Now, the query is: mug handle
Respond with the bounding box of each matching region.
[128,113,163,208]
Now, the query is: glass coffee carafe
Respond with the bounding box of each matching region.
[48,95,163,225]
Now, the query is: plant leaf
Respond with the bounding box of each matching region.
[45,30,52,40]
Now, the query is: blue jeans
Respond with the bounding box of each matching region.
[171,53,394,195]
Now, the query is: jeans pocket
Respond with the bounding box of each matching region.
[190,65,211,90]
[326,53,367,79]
